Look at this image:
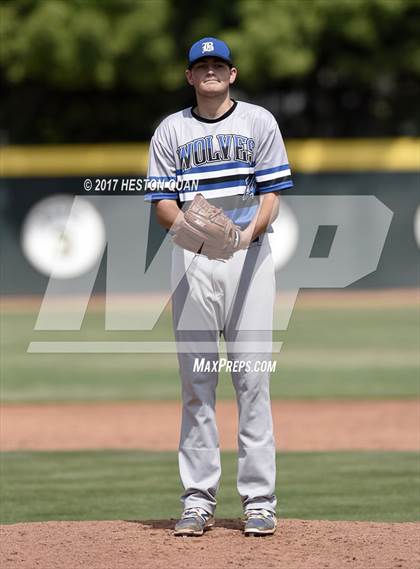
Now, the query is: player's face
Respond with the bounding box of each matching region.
[186,57,237,96]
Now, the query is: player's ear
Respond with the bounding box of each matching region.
[229,67,237,85]
[185,69,194,86]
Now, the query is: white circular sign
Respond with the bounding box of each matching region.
[414,205,420,249]
[21,195,106,279]
[268,200,299,270]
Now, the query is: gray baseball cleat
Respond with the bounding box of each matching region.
[174,507,215,536]
[243,508,277,536]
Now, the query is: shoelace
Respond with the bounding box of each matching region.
[245,508,275,521]
[182,507,211,521]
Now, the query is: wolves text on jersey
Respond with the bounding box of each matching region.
[177,135,255,171]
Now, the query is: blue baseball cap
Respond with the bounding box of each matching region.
[188,37,232,69]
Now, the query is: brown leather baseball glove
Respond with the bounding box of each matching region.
[173,193,241,261]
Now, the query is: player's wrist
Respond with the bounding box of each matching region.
[237,227,253,249]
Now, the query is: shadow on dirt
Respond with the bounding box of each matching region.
[126,518,245,532]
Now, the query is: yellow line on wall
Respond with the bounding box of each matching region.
[0,138,418,177]
[286,138,419,173]
[0,143,150,177]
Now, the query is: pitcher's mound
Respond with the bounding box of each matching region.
[1,519,419,569]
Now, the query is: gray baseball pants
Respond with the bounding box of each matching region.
[171,235,277,516]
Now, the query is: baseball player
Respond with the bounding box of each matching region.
[145,37,293,536]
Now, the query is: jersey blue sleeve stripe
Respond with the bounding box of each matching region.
[144,193,178,201]
[255,164,290,176]
[257,180,294,193]
[257,174,292,189]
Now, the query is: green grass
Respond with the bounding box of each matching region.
[1,305,418,402]
[1,450,418,524]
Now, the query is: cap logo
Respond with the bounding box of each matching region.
[201,41,214,53]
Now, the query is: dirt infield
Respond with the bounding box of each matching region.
[1,519,419,569]
[2,396,418,567]
[1,399,418,451]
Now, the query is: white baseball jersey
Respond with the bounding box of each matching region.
[145,100,293,228]
[147,99,286,516]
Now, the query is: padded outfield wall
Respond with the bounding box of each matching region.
[0,138,418,294]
